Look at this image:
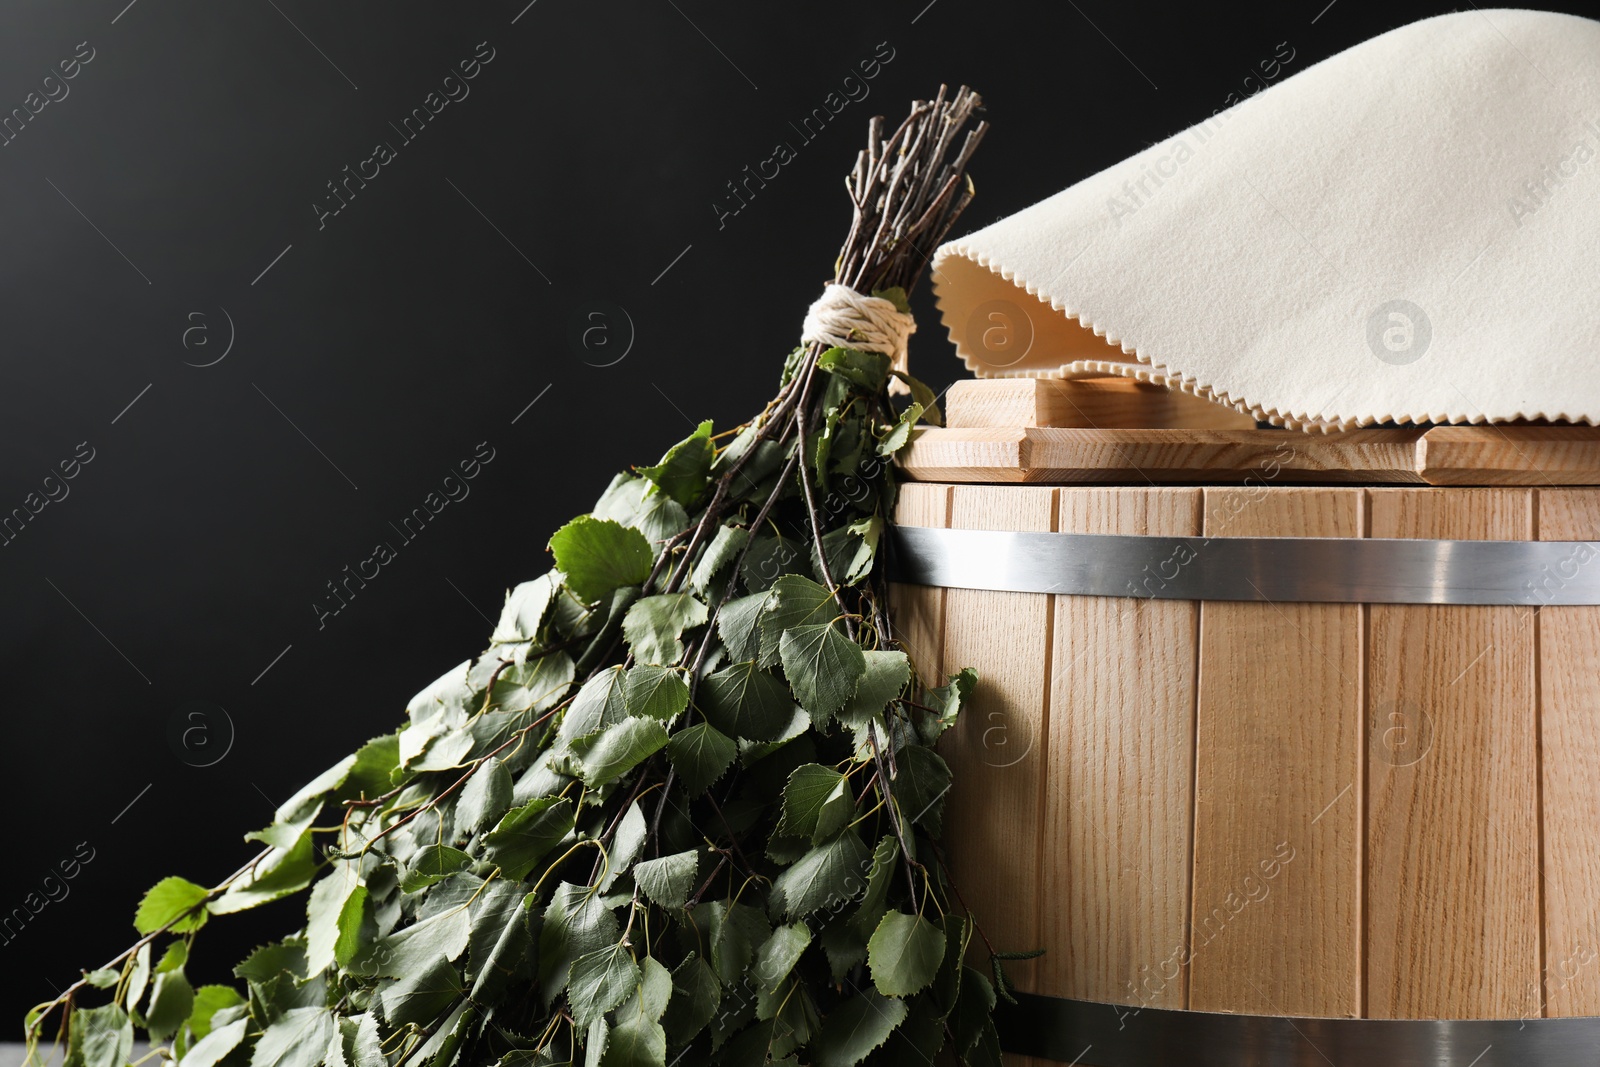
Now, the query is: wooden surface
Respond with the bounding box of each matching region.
[1537,491,1600,1018]
[1041,489,1200,1010]
[888,483,950,690]
[903,383,1600,486]
[900,425,1600,486]
[945,377,1256,431]
[1365,489,1539,1019]
[1189,488,1363,1017]
[938,486,1056,1007]
[897,479,1600,1037]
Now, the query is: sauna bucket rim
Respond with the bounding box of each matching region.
[886,526,1600,605]
[996,991,1600,1066]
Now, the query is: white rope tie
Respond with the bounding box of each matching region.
[800,284,916,387]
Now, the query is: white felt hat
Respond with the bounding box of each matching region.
[932,9,1600,430]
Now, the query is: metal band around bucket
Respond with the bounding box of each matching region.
[997,992,1600,1066]
[888,526,1600,606]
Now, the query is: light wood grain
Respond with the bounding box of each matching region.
[901,427,1427,485]
[1537,490,1600,1017]
[945,377,1256,430]
[1039,488,1200,1011]
[939,486,1056,1003]
[1365,488,1540,1018]
[901,425,1600,487]
[1189,488,1363,1016]
[1420,427,1600,485]
[888,483,951,690]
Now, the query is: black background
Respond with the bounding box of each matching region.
[3,0,1590,1022]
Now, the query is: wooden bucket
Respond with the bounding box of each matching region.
[890,379,1600,1066]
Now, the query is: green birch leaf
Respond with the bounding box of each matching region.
[208,832,318,915]
[602,957,672,1067]
[631,850,698,910]
[593,474,689,552]
[82,969,119,989]
[690,525,749,597]
[247,801,320,855]
[703,900,771,987]
[155,941,187,974]
[821,919,870,984]
[715,592,768,663]
[816,346,890,392]
[877,401,923,457]
[850,836,899,939]
[740,532,806,594]
[768,830,870,920]
[401,845,472,892]
[867,912,945,997]
[950,966,997,1056]
[351,905,470,978]
[560,665,629,746]
[892,992,947,1063]
[665,721,737,796]
[484,797,576,880]
[538,883,620,1006]
[837,651,911,729]
[125,943,151,1014]
[662,955,720,1046]
[457,757,514,834]
[779,622,866,722]
[752,922,811,993]
[891,745,952,835]
[812,990,908,1067]
[468,881,534,1002]
[601,802,649,893]
[919,667,977,745]
[337,733,401,803]
[622,592,708,666]
[890,369,944,426]
[304,871,364,975]
[348,1013,385,1067]
[569,943,640,1031]
[623,665,689,721]
[488,652,576,715]
[572,717,669,787]
[178,1015,246,1067]
[699,660,793,742]
[187,985,245,1041]
[636,420,715,508]
[550,516,654,602]
[586,1018,609,1067]
[380,957,462,1028]
[134,876,209,935]
[144,971,194,1042]
[758,574,839,664]
[250,1006,334,1067]
[234,939,308,984]
[778,763,854,844]
[870,286,911,314]
[493,575,559,643]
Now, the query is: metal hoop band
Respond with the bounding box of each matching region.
[888,526,1600,605]
[996,992,1597,1066]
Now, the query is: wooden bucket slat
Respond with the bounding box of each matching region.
[1364,489,1540,1019]
[1043,489,1200,1011]
[889,483,951,690]
[1189,487,1364,1017]
[1537,490,1600,1017]
[940,486,1056,1006]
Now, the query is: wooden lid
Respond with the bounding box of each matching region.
[899,379,1600,486]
